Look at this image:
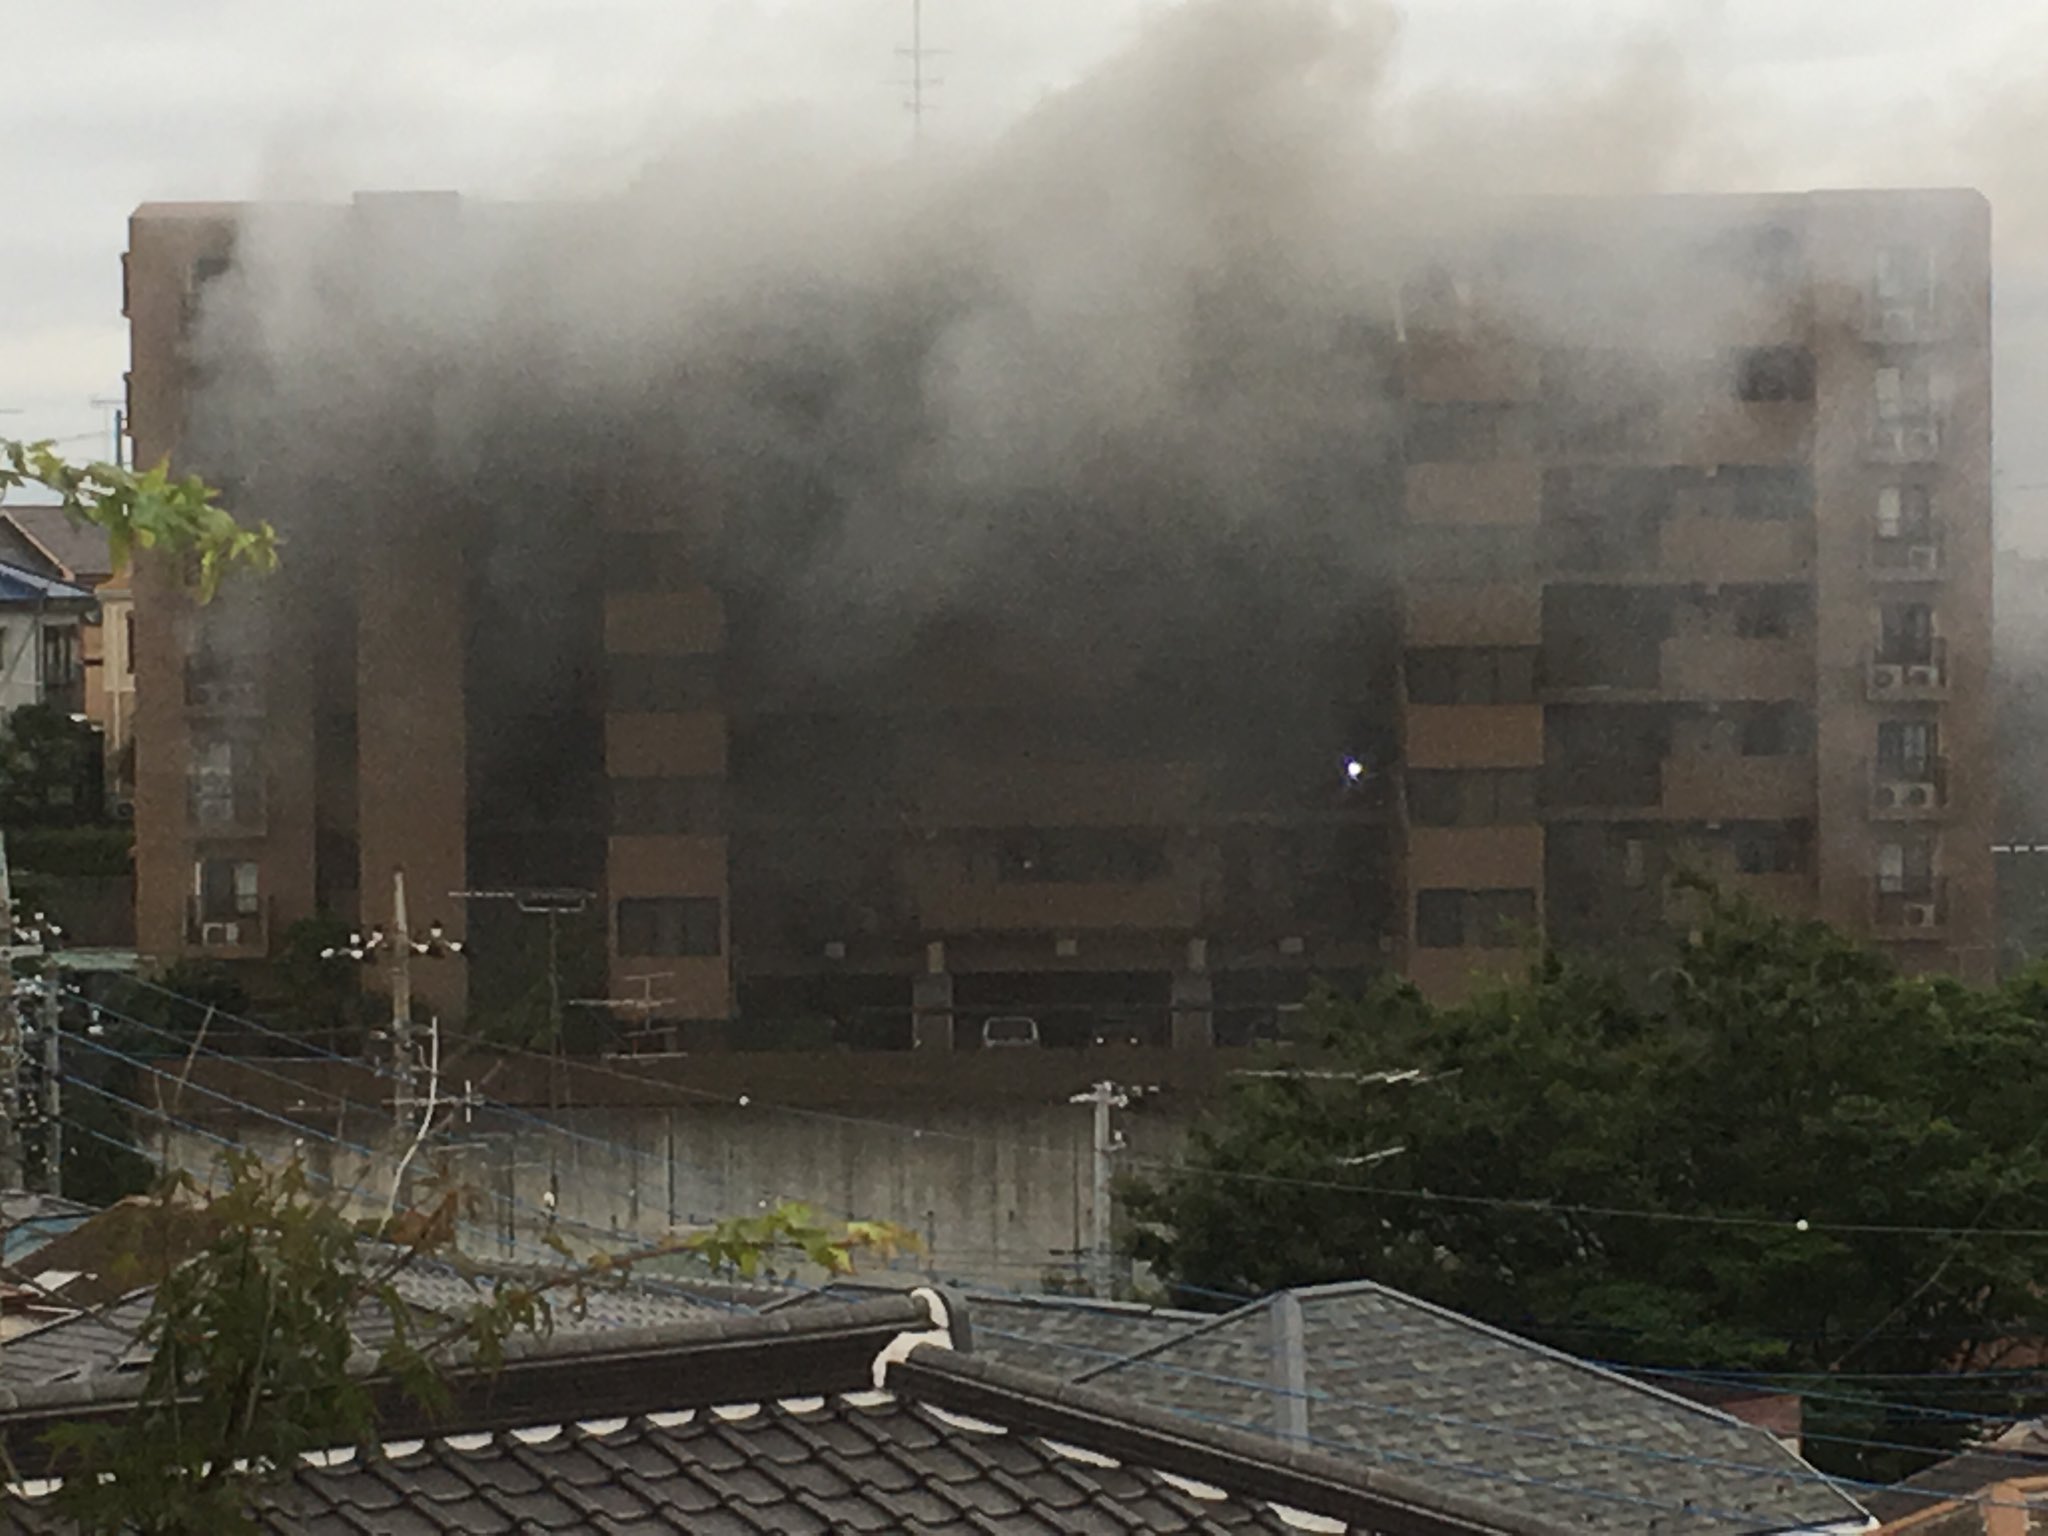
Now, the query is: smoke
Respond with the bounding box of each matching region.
[184,0,1774,678]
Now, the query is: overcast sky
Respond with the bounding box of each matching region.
[5,0,2045,531]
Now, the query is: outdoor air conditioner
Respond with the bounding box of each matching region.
[1901,782,1938,809]
[1870,663,1904,691]
[1904,543,1941,573]
[1904,663,1941,688]
[1901,902,1940,929]
[821,940,847,961]
[200,921,240,946]
[1873,783,1902,811]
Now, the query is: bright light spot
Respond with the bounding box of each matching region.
[1344,758,1365,782]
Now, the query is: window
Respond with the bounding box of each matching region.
[188,736,261,826]
[610,778,724,834]
[194,858,260,919]
[1878,603,1936,665]
[123,612,136,677]
[1415,888,1538,949]
[1877,720,1938,779]
[39,624,80,706]
[608,655,720,713]
[1874,365,1934,424]
[1876,245,1935,311]
[1622,838,1649,889]
[1739,704,1810,758]
[1876,839,1934,896]
[616,897,722,957]
[1732,824,1807,875]
[1875,485,1933,542]
[1406,648,1538,705]
[1408,770,1538,827]
[1734,347,1815,403]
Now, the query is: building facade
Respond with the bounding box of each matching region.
[122,187,1996,1041]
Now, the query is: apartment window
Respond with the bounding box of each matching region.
[1876,245,1935,312]
[1621,838,1649,889]
[1739,704,1811,758]
[1406,403,1521,463]
[1877,720,1938,779]
[1875,485,1934,541]
[997,830,1166,884]
[188,736,261,826]
[1877,603,1936,665]
[1408,769,1538,827]
[608,655,719,713]
[1874,365,1934,424]
[1734,347,1815,403]
[616,896,721,957]
[1876,839,1935,897]
[1732,823,1808,876]
[1415,888,1537,950]
[1406,647,1538,706]
[610,778,724,834]
[194,858,260,919]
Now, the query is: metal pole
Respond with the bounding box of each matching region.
[0,833,22,1189]
[391,868,414,1122]
[1090,1082,1113,1299]
[40,975,60,1196]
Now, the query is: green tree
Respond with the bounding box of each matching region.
[1128,892,2048,1479]
[40,1153,916,1535]
[1,442,277,602]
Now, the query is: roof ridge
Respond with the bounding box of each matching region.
[891,1345,1577,1536]
[1069,1293,1260,1382]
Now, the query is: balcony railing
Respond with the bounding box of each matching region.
[1871,533,1944,580]
[1868,415,1943,464]
[1870,757,1949,819]
[1872,878,1948,936]
[184,896,269,954]
[1866,642,1949,701]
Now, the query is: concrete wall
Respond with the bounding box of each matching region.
[156,1095,1193,1292]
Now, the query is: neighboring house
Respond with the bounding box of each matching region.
[0,562,95,720]
[3,1291,1581,1534]
[1868,1471,2048,1532]
[0,505,131,800]
[1862,1420,2048,1525]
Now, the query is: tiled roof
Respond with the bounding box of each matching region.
[2,1293,1569,1535]
[1861,1420,2048,1523]
[1077,1282,1869,1535]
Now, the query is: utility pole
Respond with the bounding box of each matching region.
[40,977,60,1196]
[898,0,945,145]
[1069,1080,1132,1299]
[0,832,19,1190]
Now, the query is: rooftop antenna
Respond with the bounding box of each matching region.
[898,0,946,147]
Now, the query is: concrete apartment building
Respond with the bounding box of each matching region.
[120,186,1995,1044]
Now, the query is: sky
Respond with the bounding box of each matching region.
[4,0,2046,533]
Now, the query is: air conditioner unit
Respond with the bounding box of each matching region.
[1904,543,1941,573]
[821,940,847,961]
[200,921,240,947]
[1904,663,1941,688]
[1902,782,1939,809]
[1278,935,1305,956]
[1870,663,1904,691]
[1873,783,1901,811]
[1901,902,1940,929]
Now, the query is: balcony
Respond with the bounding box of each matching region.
[1870,758,1949,820]
[188,779,267,837]
[1661,753,1813,819]
[184,896,269,956]
[1872,878,1948,938]
[1660,636,1813,702]
[1870,534,1944,581]
[1866,644,1948,702]
[183,661,263,716]
[1867,416,1943,465]
[913,879,1203,933]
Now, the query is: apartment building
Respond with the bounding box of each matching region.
[121,187,1995,1043]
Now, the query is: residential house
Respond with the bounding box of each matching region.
[1869,1471,2048,1532]
[0,505,133,802]
[3,1291,1580,1534]
[0,562,94,721]
[1863,1421,2048,1527]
